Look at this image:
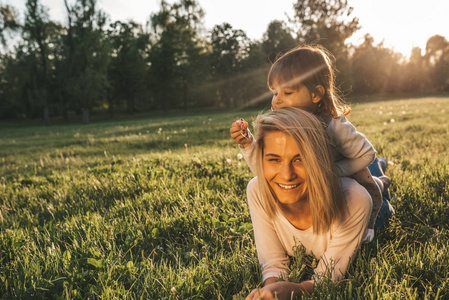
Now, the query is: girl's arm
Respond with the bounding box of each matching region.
[240,140,257,175]
[230,119,257,174]
[328,116,376,177]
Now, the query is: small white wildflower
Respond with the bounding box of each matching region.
[442,109,446,113]
[237,153,243,160]
[182,128,186,132]
[388,161,395,166]
[166,136,170,140]
[49,242,55,255]
[171,287,177,296]
[390,119,395,123]
[388,112,393,115]
[226,158,232,164]
[158,128,162,133]
[402,111,406,114]
[383,122,387,126]
[174,130,178,134]
[379,111,383,115]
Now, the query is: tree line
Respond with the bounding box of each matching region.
[0,0,448,124]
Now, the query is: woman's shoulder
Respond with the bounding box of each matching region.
[340,177,372,211]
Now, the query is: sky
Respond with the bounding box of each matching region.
[8,0,449,57]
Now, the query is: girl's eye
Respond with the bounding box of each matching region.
[284,92,293,95]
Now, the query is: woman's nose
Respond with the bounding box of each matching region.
[279,163,296,181]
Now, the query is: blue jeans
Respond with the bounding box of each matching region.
[368,158,395,232]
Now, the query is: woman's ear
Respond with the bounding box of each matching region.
[312,85,325,103]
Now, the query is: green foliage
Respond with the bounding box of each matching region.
[1,97,449,298]
[291,0,360,55]
[1,1,449,121]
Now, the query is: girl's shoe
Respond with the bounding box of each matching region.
[378,175,391,190]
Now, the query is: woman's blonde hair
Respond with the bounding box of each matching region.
[267,45,350,118]
[253,107,346,234]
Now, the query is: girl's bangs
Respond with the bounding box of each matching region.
[268,60,304,90]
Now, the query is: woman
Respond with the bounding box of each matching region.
[245,107,375,299]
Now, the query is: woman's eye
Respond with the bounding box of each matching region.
[294,158,302,163]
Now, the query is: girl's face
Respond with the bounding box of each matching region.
[262,131,308,205]
[270,80,319,111]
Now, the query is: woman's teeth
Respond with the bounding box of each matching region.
[278,183,299,190]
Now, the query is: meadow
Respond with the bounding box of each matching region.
[1,96,449,299]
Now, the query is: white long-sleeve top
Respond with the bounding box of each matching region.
[241,115,376,177]
[247,176,372,283]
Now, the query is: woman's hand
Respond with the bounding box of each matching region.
[245,281,313,300]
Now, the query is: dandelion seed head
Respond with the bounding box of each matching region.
[237,153,243,160]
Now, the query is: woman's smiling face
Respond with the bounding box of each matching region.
[262,131,308,205]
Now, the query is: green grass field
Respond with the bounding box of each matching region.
[1,97,449,299]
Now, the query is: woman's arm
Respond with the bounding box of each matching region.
[246,280,313,300]
[313,178,372,282]
[246,178,290,282]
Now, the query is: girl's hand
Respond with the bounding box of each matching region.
[245,281,312,300]
[230,118,253,148]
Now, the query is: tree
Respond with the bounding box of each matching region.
[262,20,296,63]
[425,35,449,91]
[350,34,403,95]
[63,0,110,124]
[22,0,54,125]
[149,0,207,112]
[401,47,428,92]
[108,21,149,115]
[210,22,252,109]
[290,0,359,57]
[0,4,19,48]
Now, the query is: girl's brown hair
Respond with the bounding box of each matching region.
[268,45,350,118]
[253,107,346,234]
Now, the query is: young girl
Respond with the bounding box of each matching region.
[230,45,390,241]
